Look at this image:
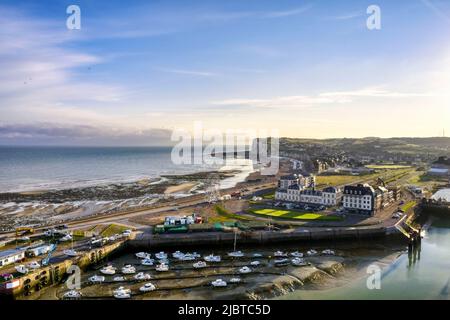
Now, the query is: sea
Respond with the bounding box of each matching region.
[0,146,254,193]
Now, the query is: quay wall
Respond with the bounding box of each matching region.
[0,240,126,299]
[129,227,404,249]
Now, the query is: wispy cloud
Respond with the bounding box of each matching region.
[420,0,450,23]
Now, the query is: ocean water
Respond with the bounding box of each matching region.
[0,146,252,193]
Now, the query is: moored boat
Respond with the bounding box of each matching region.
[63,290,82,300]
[204,254,221,263]
[15,265,29,274]
[100,265,116,275]
[193,261,207,269]
[121,265,136,274]
[155,262,169,272]
[89,275,105,283]
[211,279,227,287]
[228,251,244,258]
[239,266,252,274]
[139,282,156,292]
[134,272,151,281]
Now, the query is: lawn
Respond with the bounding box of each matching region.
[401,201,416,212]
[366,164,412,169]
[249,208,342,221]
[100,224,130,237]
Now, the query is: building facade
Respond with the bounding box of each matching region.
[342,184,375,215]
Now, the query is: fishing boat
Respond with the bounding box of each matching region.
[63,290,82,299]
[239,266,252,274]
[113,276,125,282]
[228,251,244,258]
[155,252,168,260]
[134,272,151,281]
[121,265,136,274]
[155,263,169,272]
[135,252,150,259]
[139,282,156,292]
[229,277,241,283]
[15,265,29,274]
[322,249,335,255]
[290,251,304,258]
[274,258,289,266]
[307,249,318,256]
[274,251,288,257]
[204,254,221,262]
[100,265,116,275]
[141,258,154,266]
[291,258,308,266]
[250,261,261,267]
[89,275,105,283]
[211,279,227,287]
[172,251,184,259]
[113,287,131,299]
[27,261,41,269]
[193,261,207,269]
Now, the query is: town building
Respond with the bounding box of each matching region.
[275,178,341,206]
[342,184,376,215]
[0,249,26,267]
[322,186,343,206]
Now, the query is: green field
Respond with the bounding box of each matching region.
[249,208,342,221]
[401,201,416,212]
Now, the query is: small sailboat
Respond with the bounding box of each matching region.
[113,276,125,282]
[100,265,116,275]
[193,261,207,269]
[27,261,41,269]
[252,253,263,258]
[274,251,288,257]
[291,257,308,266]
[15,265,29,274]
[250,260,261,267]
[180,253,196,261]
[322,249,335,256]
[239,266,252,274]
[274,258,289,266]
[63,290,82,299]
[89,275,105,283]
[211,279,227,287]
[229,277,241,283]
[155,262,169,272]
[204,254,221,263]
[172,251,184,259]
[290,251,304,258]
[139,282,156,292]
[141,258,154,266]
[113,287,131,299]
[134,272,151,281]
[228,251,244,258]
[121,265,136,274]
[307,249,318,256]
[155,251,167,260]
[135,252,150,259]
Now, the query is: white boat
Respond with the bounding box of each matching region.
[135,252,149,259]
[113,287,131,299]
[180,253,196,261]
[274,258,289,266]
[60,234,72,242]
[228,251,244,258]
[139,282,156,292]
[63,249,78,257]
[239,266,252,274]
[100,265,116,275]
[191,252,201,258]
[155,251,167,260]
[134,272,151,281]
[113,276,125,282]
[158,258,170,264]
[322,249,335,256]
[307,249,318,256]
[229,277,241,283]
[63,290,82,299]
[172,251,184,259]
[89,275,105,283]
[291,258,308,266]
[155,263,169,272]
[193,261,207,269]
[250,261,261,267]
[290,251,304,258]
[19,236,30,242]
[204,254,221,263]
[27,261,41,269]
[274,251,288,257]
[211,279,227,287]
[15,265,29,274]
[252,253,263,258]
[141,258,154,266]
[121,265,136,274]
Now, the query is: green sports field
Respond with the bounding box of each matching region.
[248,208,342,221]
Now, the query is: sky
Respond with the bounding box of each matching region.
[0,0,450,145]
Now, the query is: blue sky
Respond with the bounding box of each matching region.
[1,0,450,145]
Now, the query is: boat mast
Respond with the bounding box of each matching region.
[233,229,237,252]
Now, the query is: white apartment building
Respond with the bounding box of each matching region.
[342,184,375,215]
[275,183,342,207]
